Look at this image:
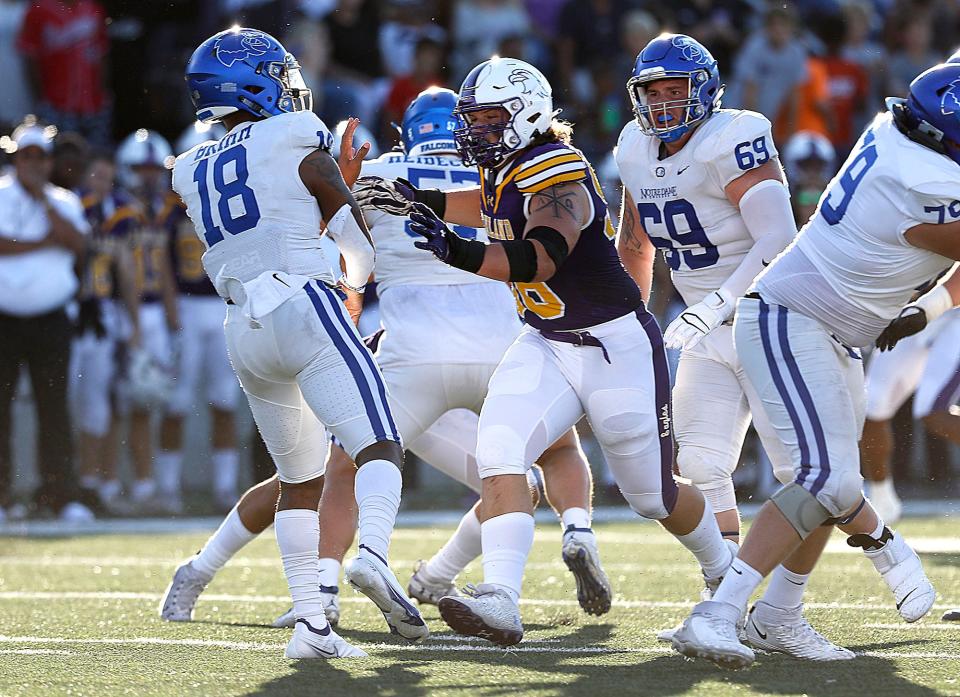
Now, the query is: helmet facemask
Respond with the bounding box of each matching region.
[453,99,526,168]
[267,53,313,114]
[628,70,718,143]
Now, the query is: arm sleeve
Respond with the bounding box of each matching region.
[719,179,796,300]
[325,203,374,289]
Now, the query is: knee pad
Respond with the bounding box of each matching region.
[476,424,528,478]
[620,489,669,521]
[770,482,831,539]
[676,445,736,511]
[587,389,654,457]
[816,469,864,517]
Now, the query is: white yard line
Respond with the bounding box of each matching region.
[865,623,960,631]
[0,590,958,612]
[0,635,955,660]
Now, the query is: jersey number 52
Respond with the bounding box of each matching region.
[192,145,262,246]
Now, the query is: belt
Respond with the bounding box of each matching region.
[744,291,762,300]
[225,298,235,305]
[539,329,611,364]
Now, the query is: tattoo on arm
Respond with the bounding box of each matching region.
[619,203,646,254]
[301,148,371,242]
[529,184,582,223]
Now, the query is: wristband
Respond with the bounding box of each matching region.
[414,188,447,219]
[446,233,485,273]
[915,284,953,323]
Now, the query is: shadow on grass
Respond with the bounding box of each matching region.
[243,622,940,697]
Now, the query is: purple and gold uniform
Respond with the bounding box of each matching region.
[479,141,642,331]
[80,189,141,304]
[162,195,217,297]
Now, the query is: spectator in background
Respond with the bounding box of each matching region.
[51,133,90,192]
[379,0,447,79]
[323,0,388,126]
[0,123,90,522]
[782,130,836,226]
[794,50,833,141]
[521,0,566,73]
[0,0,32,130]
[885,13,939,97]
[452,0,531,81]
[555,0,626,109]
[732,5,808,144]
[382,37,447,147]
[841,0,885,126]
[817,12,869,157]
[665,0,754,72]
[17,0,110,146]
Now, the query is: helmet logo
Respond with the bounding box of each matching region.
[671,36,709,66]
[941,78,960,115]
[508,69,548,98]
[214,30,270,68]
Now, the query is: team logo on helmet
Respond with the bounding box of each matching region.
[508,69,547,98]
[671,36,709,66]
[214,30,270,68]
[941,78,960,115]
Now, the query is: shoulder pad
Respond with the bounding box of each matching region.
[285,111,334,152]
[512,142,588,194]
[693,110,772,164]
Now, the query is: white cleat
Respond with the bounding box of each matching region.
[408,561,461,607]
[159,559,212,621]
[284,617,366,659]
[438,583,524,647]
[942,609,960,621]
[561,527,612,616]
[671,600,755,670]
[273,586,340,628]
[744,602,854,661]
[344,547,429,642]
[658,539,738,643]
[858,530,936,623]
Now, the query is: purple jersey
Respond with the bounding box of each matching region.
[479,141,641,331]
[162,195,217,296]
[80,188,141,301]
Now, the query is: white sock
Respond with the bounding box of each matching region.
[99,479,122,503]
[79,474,100,490]
[560,506,591,531]
[275,508,326,623]
[318,558,341,590]
[211,449,239,500]
[355,459,402,561]
[674,499,731,580]
[868,477,897,499]
[131,478,156,502]
[423,507,482,584]
[869,517,886,540]
[154,451,182,499]
[191,506,258,579]
[762,565,810,610]
[712,558,764,611]
[481,511,535,602]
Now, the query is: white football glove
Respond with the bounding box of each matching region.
[352,176,416,216]
[663,289,734,351]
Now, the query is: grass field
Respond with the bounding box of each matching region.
[1,517,959,697]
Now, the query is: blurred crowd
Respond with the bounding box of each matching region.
[1,0,958,522]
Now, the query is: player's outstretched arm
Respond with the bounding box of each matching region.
[616,188,655,302]
[299,148,374,291]
[407,181,588,283]
[354,176,484,227]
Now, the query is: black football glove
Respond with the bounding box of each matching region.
[875,306,927,352]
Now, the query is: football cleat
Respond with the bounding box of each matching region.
[658,539,738,643]
[671,599,755,669]
[744,602,855,661]
[159,558,211,622]
[942,609,960,621]
[284,618,366,659]
[855,530,936,622]
[273,586,340,628]
[408,561,461,607]
[561,527,612,616]
[344,546,429,642]
[438,583,524,647]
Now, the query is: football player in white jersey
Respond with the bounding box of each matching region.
[670,63,960,669]
[169,27,427,659]
[616,34,851,660]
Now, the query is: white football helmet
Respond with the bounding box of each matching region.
[453,57,557,167]
[331,120,380,160]
[175,121,226,156]
[117,129,174,190]
[125,347,172,409]
[783,130,835,182]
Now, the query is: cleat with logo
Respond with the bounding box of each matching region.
[159,558,211,622]
[745,602,855,661]
[345,546,429,641]
[671,600,754,669]
[438,584,523,647]
[852,529,936,622]
[561,527,612,616]
[284,617,366,659]
[273,586,340,628]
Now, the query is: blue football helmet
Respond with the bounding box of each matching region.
[627,33,723,143]
[887,62,960,166]
[401,87,459,155]
[185,27,312,123]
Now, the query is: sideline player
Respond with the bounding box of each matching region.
[616,34,850,660]
[170,27,426,659]
[73,152,141,511]
[359,57,733,646]
[115,129,181,509]
[670,63,957,669]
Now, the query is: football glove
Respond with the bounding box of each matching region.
[875,306,927,352]
[663,289,734,351]
[408,202,453,262]
[353,175,417,216]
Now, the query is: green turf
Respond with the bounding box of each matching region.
[1,517,958,696]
